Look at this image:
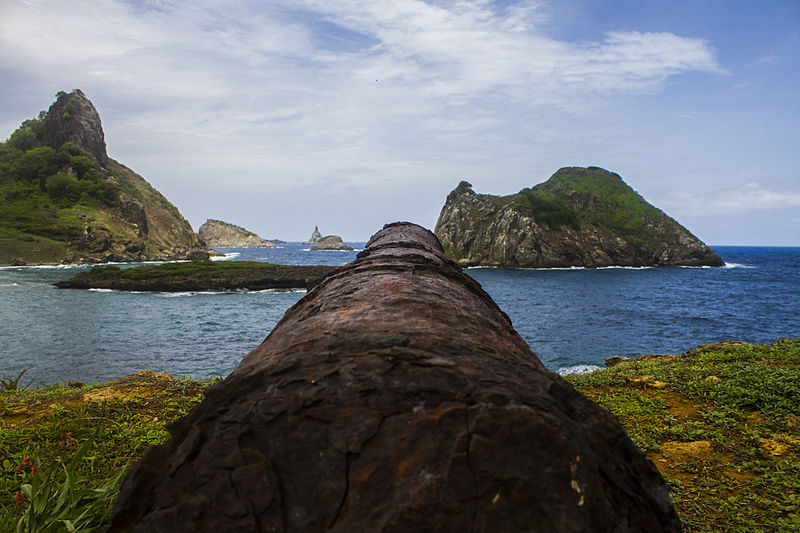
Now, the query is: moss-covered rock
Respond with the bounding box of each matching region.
[434,167,724,268]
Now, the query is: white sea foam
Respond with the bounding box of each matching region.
[158,291,230,297]
[88,288,114,292]
[557,364,601,375]
[243,288,307,294]
[470,265,653,271]
[211,252,240,261]
[0,263,81,270]
[721,262,754,269]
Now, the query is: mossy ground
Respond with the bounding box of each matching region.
[1,340,798,531]
[0,372,220,530]
[564,338,800,532]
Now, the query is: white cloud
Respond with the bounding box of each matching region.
[664,184,800,216]
[0,0,733,239]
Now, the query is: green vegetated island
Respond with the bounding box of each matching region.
[54,261,336,291]
[0,90,208,265]
[434,167,724,268]
[1,338,798,531]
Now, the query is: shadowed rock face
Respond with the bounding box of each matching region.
[42,90,109,168]
[110,222,681,533]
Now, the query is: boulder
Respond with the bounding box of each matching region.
[110,222,680,532]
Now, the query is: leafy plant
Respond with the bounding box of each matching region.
[13,440,125,533]
[0,370,31,392]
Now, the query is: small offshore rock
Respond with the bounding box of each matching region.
[311,235,353,250]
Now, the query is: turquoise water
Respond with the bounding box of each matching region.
[0,245,797,384]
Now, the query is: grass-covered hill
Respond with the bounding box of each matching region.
[0,90,207,265]
[434,167,724,268]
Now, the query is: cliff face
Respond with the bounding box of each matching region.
[434,167,723,268]
[198,219,274,248]
[42,90,109,169]
[0,90,208,264]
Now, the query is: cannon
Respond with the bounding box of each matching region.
[111,222,680,532]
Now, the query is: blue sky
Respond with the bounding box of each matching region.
[1,0,798,244]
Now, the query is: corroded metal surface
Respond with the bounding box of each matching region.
[111,222,680,532]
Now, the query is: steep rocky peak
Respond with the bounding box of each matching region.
[42,90,109,168]
[454,180,474,194]
[446,180,475,202]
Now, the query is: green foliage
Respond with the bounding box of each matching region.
[541,167,663,235]
[58,143,84,158]
[0,371,31,393]
[12,441,125,533]
[0,376,216,529]
[45,173,82,204]
[565,338,800,532]
[69,156,95,180]
[6,130,37,152]
[19,119,44,140]
[512,187,579,230]
[10,147,59,192]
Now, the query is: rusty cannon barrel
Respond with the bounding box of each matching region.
[111,222,680,532]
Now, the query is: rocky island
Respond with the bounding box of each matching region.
[0,90,208,265]
[311,234,353,251]
[435,166,723,268]
[54,261,335,291]
[197,219,274,248]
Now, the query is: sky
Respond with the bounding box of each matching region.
[1,0,798,245]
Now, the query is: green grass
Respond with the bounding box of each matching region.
[564,338,800,532]
[2,340,797,531]
[0,373,219,530]
[538,166,665,235]
[511,187,580,230]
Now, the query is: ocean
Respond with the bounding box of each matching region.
[0,244,798,385]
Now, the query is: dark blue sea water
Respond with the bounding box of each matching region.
[0,245,798,385]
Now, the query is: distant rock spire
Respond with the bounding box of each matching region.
[42,90,109,168]
[306,225,322,245]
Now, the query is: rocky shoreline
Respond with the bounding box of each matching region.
[54,260,336,291]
